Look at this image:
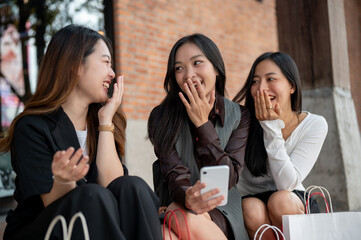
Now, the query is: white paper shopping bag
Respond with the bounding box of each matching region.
[282,185,361,240]
[283,211,361,240]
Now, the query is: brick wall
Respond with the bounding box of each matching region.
[113,0,278,120]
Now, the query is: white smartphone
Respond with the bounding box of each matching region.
[200,165,229,206]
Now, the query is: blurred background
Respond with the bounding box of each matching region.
[0,1,360,231]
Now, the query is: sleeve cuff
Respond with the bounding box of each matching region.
[259,119,285,136]
[173,185,188,207]
[194,120,219,148]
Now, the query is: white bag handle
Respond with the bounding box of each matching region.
[44,212,90,240]
[253,224,286,240]
[44,215,67,240]
[67,212,90,240]
[304,185,333,214]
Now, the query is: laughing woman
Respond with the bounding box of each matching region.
[148,34,250,240]
[0,25,162,240]
[233,52,328,239]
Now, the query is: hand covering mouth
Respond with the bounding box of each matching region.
[193,80,203,88]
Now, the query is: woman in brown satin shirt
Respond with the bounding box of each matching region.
[148,33,250,240]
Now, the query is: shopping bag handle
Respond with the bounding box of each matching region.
[163,208,191,240]
[44,215,67,240]
[304,185,333,214]
[305,192,331,214]
[67,212,90,240]
[253,224,286,240]
[44,212,90,240]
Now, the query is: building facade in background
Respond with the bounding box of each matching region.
[1,0,360,211]
[111,0,279,188]
[111,0,361,211]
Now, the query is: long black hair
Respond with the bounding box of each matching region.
[233,52,302,176]
[148,33,226,156]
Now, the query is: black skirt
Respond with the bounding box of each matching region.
[243,189,320,213]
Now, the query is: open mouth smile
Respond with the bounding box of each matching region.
[103,82,110,89]
[193,81,204,88]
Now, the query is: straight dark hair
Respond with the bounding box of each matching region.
[148,33,226,156]
[233,52,302,176]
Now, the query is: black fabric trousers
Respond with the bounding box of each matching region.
[5,175,162,240]
[107,176,162,240]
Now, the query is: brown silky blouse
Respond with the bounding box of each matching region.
[155,94,250,207]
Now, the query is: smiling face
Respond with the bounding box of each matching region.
[251,59,295,112]
[77,39,115,104]
[174,42,218,99]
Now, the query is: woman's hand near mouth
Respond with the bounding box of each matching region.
[255,89,282,121]
[179,78,215,128]
[98,75,124,125]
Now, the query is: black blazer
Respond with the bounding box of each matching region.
[11,107,101,204]
[6,107,126,233]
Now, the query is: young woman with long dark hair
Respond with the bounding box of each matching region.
[233,52,328,239]
[0,25,162,240]
[148,33,250,240]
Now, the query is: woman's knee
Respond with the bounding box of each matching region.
[165,203,209,238]
[165,202,193,225]
[76,183,106,195]
[108,175,150,192]
[267,191,304,216]
[73,184,115,204]
[242,198,268,226]
[107,175,159,209]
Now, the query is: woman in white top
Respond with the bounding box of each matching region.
[233,52,328,239]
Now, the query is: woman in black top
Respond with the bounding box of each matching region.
[0,25,162,240]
